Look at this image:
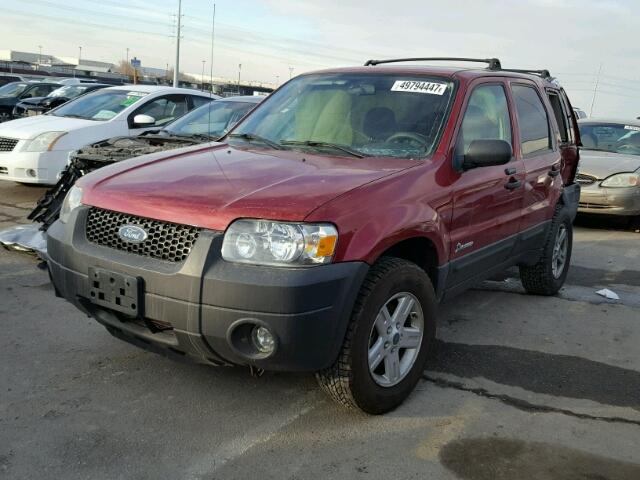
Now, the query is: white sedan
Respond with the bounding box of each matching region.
[0,85,217,184]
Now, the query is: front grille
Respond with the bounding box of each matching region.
[576,173,598,185]
[0,137,18,152]
[86,208,201,262]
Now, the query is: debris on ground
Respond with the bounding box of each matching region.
[595,288,620,301]
[0,224,47,256]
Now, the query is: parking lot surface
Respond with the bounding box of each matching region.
[1,182,639,480]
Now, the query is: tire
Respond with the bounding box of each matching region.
[519,204,573,295]
[316,257,436,414]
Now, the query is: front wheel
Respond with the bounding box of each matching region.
[519,205,573,295]
[316,257,436,414]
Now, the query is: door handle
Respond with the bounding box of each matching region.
[548,164,561,178]
[504,178,522,190]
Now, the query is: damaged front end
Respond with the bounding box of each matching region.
[28,134,203,230]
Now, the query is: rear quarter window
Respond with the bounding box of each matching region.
[512,85,552,156]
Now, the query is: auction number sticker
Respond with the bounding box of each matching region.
[391,80,447,95]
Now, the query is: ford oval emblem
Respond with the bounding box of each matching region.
[118,225,148,243]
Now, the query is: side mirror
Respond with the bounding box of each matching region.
[462,139,512,170]
[132,114,156,127]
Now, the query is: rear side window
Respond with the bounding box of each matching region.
[458,84,512,155]
[512,85,552,156]
[547,91,568,143]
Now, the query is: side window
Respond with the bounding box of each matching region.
[459,84,512,155]
[191,96,212,109]
[135,95,188,127]
[512,85,552,156]
[547,91,568,143]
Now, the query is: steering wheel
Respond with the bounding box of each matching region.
[385,132,428,148]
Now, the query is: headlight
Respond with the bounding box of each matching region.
[25,131,67,152]
[222,219,338,266]
[59,186,83,224]
[601,173,639,188]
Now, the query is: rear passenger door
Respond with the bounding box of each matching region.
[447,81,526,286]
[510,82,562,233]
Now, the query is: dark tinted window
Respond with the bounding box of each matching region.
[547,91,568,143]
[512,85,551,156]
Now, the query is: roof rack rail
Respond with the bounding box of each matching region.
[499,68,552,79]
[364,57,502,70]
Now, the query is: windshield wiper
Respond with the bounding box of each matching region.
[280,140,365,158]
[228,132,283,150]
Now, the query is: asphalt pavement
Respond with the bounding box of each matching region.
[1,181,639,480]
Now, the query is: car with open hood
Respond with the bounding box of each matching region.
[576,119,640,220]
[45,58,580,414]
[0,85,218,184]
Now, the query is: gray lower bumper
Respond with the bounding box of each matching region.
[47,207,368,371]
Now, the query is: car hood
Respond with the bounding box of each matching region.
[579,150,640,179]
[0,114,100,140]
[79,143,417,230]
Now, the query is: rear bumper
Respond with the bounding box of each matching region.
[578,184,640,216]
[46,207,368,371]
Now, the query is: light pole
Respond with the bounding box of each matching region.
[289,66,294,80]
[201,60,206,91]
[173,0,182,87]
[78,46,82,64]
[209,2,216,96]
[38,45,42,69]
[238,63,242,94]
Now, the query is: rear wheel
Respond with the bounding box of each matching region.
[519,205,573,295]
[316,257,436,414]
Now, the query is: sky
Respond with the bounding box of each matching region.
[2,0,639,118]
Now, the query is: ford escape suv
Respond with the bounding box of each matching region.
[46,58,580,414]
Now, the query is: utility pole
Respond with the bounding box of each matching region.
[201,60,206,91]
[173,0,182,88]
[589,63,603,118]
[209,2,216,95]
[238,63,242,94]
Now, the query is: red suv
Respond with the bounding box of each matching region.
[46,58,581,414]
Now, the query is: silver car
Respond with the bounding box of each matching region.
[577,119,640,218]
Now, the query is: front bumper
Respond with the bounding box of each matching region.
[0,148,70,184]
[46,207,368,371]
[578,183,640,216]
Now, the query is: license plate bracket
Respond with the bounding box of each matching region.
[88,267,144,318]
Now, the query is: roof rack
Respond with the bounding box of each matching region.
[499,68,552,79]
[364,57,502,70]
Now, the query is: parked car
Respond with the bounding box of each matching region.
[28,96,262,229]
[0,85,218,184]
[0,81,61,122]
[576,119,640,221]
[0,75,29,86]
[46,58,580,414]
[12,83,110,118]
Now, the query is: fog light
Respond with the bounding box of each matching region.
[251,325,275,354]
[26,169,37,178]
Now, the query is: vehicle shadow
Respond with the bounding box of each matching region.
[574,213,639,232]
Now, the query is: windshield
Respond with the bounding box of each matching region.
[231,73,454,158]
[0,82,28,97]
[165,100,256,138]
[51,89,148,121]
[48,85,91,99]
[579,122,640,156]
